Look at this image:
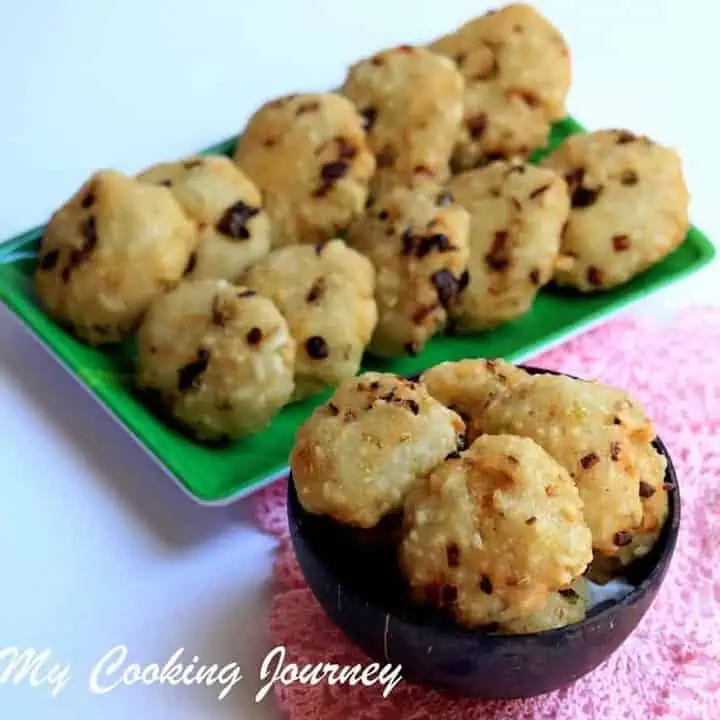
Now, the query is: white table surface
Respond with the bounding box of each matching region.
[0,1,718,717]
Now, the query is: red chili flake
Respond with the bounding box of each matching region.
[587,266,603,286]
[580,452,599,470]
[485,230,510,271]
[483,152,506,164]
[525,516,537,525]
[62,216,98,282]
[565,168,585,188]
[613,234,631,252]
[518,91,539,108]
[336,137,357,160]
[479,575,493,594]
[82,215,98,246]
[360,107,378,132]
[529,184,551,200]
[183,252,197,276]
[529,268,541,285]
[246,327,263,345]
[615,130,637,144]
[313,180,332,198]
[321,161,349,182]
[306,277,326,303]
[614,531,633,547]
[571,186,602,208]
[406,399,420,415]
[610,441,621,461]
[296,101,320,115]
[639,481,657,498]
[400,227,415,255]
[306,335,329,359]
[216,201,259,239]
[457,269,470,292]
[663,482,675,491]
[412,304,437,325]
[327,403,339,416]
[177,348,210,392]
[446,544,461,568]
[467,113,488,140]
[376,146,397,168]
[39,248,60,271]
[621,170,638,186]
[236,290,256,298]
[492,230,508,250]
[415,233,453,258]
[81,192,95,209]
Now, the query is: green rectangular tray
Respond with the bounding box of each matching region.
[0,117,715,504]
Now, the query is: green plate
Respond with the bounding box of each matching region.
[0,117,715,504]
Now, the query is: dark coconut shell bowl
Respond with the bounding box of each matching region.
[287,366,681,699]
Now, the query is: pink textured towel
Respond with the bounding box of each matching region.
[252,309,720,720]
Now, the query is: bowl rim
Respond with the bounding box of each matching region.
[287,363,682,644]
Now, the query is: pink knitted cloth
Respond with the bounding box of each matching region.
[252,308,720,720]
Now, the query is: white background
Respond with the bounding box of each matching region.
[0,1,718,718]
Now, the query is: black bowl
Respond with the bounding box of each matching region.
[287,366,681,699]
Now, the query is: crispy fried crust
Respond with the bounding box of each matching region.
[291,372,465,528]
[136,279,295,440]
[35,170,197,345]
[543,129,689,291]
[245,239,377,400]
[400,433,592,627]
